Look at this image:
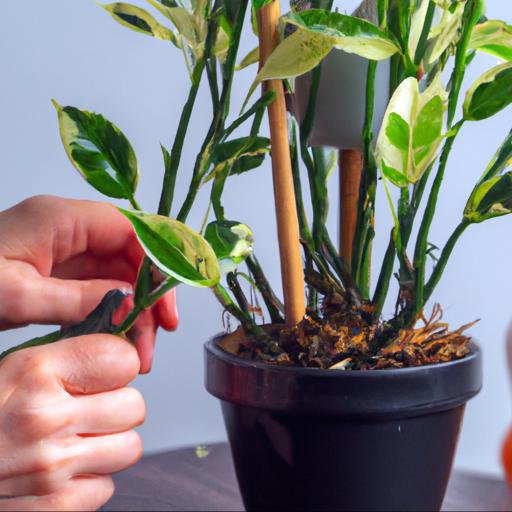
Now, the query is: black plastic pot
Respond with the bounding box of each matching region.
[205,338,482,512]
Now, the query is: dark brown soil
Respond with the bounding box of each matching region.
[219,302,474,370]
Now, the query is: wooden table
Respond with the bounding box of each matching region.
[104,443,512,511]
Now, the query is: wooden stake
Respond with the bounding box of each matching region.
[257,1,306,326]
[339,149,363,271]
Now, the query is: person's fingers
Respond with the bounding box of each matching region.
[73,387,145,435]
[44,334,140,394]
[155,288,179,332]
[72,430,143,475]
[0,258,132,326]
[51,253,137,283]
[129,309,158,375]
[0,475,115,512]
[0,196,144,271]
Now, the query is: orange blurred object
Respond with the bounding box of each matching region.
[503,426,512,485]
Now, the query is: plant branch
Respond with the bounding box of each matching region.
[246,255,284,324]
[447,0,483,127]
[411,120,464,322]
[177,0,248,223]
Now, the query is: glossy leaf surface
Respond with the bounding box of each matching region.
[375,76,447,187]
[120,210,220,287]
[470,20,512,61]
[205,220,254,270]
[463,62,512,121]
[102,3,176,42]
[283,10,400,60]
[53,101,139,200]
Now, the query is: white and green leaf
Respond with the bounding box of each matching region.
[469,20,512,61]
[463,61,512,121]
[53,101,139,201]
[375,76,447,187]
[243,9,400,108]
[120,210,221,287]
[283,10,401,60]
[204,220,254,273]
[102,3,177,44]
[425,2,464,65]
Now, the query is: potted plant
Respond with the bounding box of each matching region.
[5,0,512,510]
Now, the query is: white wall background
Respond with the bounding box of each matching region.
[0,0,511,477]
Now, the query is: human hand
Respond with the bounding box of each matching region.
[0,195,179,373]
[0,335,144,510]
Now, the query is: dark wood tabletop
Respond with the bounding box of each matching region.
[104,443,512,511]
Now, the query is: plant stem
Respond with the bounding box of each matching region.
[0,330,62,361]
[213,284,280,353]
[372,233,395,317]
[206,59,220,110]
[130,197,142,211]
[227,272,251,313]
[290,120,313,245]
[177,1,248,223]
[115,278,179,334]
[413,0,435,66]
[423,218,470,303]
[246,255,284,324]
[447,0,483,127]
[411,120,464,322]
[352,60,377,295]
[223,91,276,141]
[158,66,204,216]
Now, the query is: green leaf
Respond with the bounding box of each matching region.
[244,9,400,109]
[119,209,220,287]
[244,29,333,108]
[463,62,512,121]
[465,129,512,221]
[102,3,176,42]
[145,1,207,56]
[386,113,410,152]
[208,136,270,180]
[283,10,401,60]
[476,44,512,62]
[479,129,512,183]
[465,172,512,223]
[53,101,139,200]
[381,160,413,188]
[237,46,259,70]
[204,220,254,270]
[469,20,512,61]
[375,76,447,187]
[425,2,464,65]
[413,96,444,149]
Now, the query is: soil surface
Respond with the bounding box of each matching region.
[219,302,474,370]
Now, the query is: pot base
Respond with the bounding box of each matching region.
[223,401,464,511]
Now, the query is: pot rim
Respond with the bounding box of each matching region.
[205,335,483,418]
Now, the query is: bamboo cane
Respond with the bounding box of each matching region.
[257,1,306,326]
[339,149,363,271]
